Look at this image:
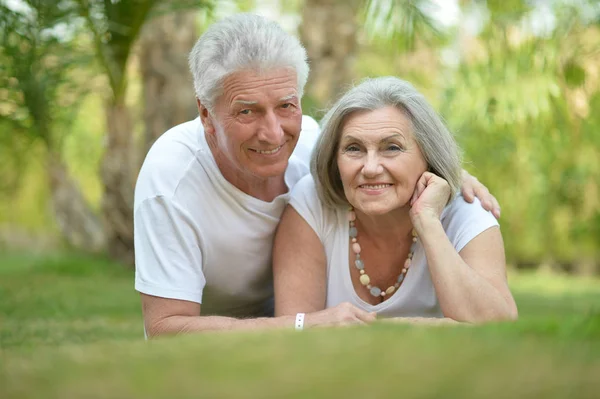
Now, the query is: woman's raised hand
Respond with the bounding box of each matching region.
[409,172,451,234]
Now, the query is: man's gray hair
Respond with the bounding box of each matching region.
[188,14,309,112]
[311,76,462,208]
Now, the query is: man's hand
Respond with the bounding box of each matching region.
[304,302,376,328]
[460,170,501,219]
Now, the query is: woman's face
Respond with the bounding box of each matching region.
[336,106,428,216]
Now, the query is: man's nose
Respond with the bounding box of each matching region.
[362,152,384,177]
[257,111,284,143]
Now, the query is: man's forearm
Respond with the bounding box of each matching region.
[146,314,296,338]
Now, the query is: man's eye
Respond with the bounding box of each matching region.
[281,103,293,109]
[240,109,252,115]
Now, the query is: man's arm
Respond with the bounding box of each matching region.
[141,294,292,336]
[141,294,376,337]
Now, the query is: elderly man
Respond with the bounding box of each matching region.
[134,14,500,336]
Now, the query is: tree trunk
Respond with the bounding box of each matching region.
[300,0,362,114]
[47,151,106,253]
[139,12,198,155]
[101,102,135,266]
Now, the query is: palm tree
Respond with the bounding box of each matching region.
[74,0,212,264]
[299,0,445,114]
[138,11,198,155]
[0,0,106,252]
[299,0,362,115]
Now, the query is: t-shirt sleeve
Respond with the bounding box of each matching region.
[291,115,321,164]
[134,196,205,303]
[441,196,500,252]
[288,175,332,241]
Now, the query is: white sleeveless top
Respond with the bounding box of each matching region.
[289,175,500,318]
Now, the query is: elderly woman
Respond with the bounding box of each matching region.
[273,77,517,324]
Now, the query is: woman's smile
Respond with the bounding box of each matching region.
[357,183,394,195]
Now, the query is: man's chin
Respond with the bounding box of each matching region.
[247,161,289,179]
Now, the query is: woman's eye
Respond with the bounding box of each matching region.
[386,144,403,152]
[345,145,361,152]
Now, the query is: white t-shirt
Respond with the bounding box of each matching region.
[289,175,500,318]
[134,116,320,317]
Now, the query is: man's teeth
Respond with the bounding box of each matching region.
[361,184,391,189]
[255,146,281,154]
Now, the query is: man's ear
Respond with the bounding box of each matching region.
[197,99,215,135]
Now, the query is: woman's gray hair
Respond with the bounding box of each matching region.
[188,14,309,112]
[311,76,462,208]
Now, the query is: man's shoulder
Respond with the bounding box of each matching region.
[134,118,208,207]
[292,115,321,164]
[301,115,319,132]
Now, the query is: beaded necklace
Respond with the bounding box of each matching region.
[348,207,418,299]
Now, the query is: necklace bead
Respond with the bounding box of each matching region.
[349,207,417,299]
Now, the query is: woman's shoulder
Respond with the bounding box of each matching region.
[440,194,500,251]
[289,174,340,240]
[442,195,497,220]
[291,173,317,193]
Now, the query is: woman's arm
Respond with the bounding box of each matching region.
[410,172,518,323]
[273,205,328,316]
[418,221,518,323]
[273,205,376,325]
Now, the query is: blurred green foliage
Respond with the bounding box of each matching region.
[440,1,600,267]
[355,0,600,269]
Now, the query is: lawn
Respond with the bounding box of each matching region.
[1,252,599,398]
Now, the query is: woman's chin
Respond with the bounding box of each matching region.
[353,201,410,217]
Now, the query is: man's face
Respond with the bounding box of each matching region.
[200,67,302,181]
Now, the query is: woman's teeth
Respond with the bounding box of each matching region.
[361,184,391,189]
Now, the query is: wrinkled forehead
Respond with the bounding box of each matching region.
[217,67,299,102]
[339,106,414,141]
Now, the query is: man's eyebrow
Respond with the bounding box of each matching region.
[279,94,298,102]
[233,100,258,105]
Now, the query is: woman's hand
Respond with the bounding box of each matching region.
[409,172,451,234]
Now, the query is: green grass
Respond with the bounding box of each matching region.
[1,253,599,398]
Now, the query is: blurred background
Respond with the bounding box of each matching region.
[1,0,599,274]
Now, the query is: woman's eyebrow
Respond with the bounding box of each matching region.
[340,134,361,144]
[381,133,405,141]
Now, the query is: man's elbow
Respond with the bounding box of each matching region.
[144,320,164,339]
[504,303,519,322]
[144,317,177,339]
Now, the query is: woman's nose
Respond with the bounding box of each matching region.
[361,153,384,177]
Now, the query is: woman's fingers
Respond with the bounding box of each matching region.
[410,173,429,206]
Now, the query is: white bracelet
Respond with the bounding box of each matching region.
[295,313,305,331]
